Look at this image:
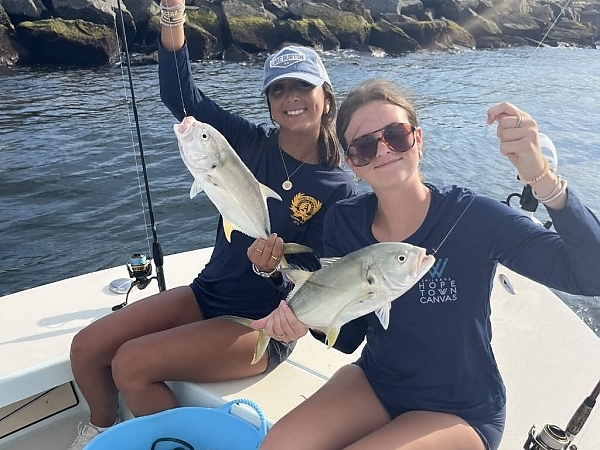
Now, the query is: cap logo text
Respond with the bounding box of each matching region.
[270,50,306,69]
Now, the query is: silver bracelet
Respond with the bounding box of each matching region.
[252,263,281,278]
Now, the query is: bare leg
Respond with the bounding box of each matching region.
[70,286,204,427]
[111,317,269,416]
[259,364,391,450]
[344,410,485,450]
[259,364,486,450]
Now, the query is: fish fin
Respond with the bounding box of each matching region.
[318,257,340,269]
[323,293,375,342]
[375,304,391,330]
[259,183,282,202]
[282,243,313,254]
[325,327,341,349]
[253,331,271,365]
[220,315,255,329]
[280,268,313,289]
[219,315,269,365]
[222,219,235,243]
[190,180,204,199]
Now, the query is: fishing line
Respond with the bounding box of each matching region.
[114,0,167,293]
[427,195,476,256]
[112,18,152,256]
[164,6,188,118]
[525,0,577,65]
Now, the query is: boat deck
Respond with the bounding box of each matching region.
[1,248,599,449]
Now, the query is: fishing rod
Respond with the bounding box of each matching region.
[524,378,600,449]
[110,0,166,309]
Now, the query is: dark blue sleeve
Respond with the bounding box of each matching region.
[158,40,266,154]
[310,206,369,354]
[486,189,600,296]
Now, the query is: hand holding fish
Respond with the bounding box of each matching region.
[247,234,284,274]
[251,300,308,343]
[488,102,566,209]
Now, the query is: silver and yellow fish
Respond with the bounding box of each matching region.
[227,242,435,363]
[174,116,310,263]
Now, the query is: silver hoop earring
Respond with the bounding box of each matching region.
[353,173,362,183]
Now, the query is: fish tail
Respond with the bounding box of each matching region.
[279,243,312,269]
[253,331,271,365]
[282,243,313,254]
[220,315,270,365]
[326,327,341,349]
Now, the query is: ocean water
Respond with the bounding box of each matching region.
[0,46,599,337]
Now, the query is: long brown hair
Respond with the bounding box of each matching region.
[336,78,419,153]
[267,82,341,168]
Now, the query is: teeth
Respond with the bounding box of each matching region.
[286,109,304,116]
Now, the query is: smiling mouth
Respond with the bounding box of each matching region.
[374,157,402,169]
[285,109,306,116]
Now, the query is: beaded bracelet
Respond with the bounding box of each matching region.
[161,14,186,27]
[533,177,568,205]
[518,157,550,185]
[160,1,185,27]
[161,2,185,10]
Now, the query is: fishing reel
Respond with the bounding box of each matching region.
[503,184,553,230]
[524,424,574,450]
[110,252,157,311]
[523,380,599,450]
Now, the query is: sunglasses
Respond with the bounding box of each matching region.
[346,122,416,167]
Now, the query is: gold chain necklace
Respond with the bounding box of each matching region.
[279,147,318,191]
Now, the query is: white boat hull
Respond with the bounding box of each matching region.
[1,248,599,449]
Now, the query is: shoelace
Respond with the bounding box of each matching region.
[72,422,98,446]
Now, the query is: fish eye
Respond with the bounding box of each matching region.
[201,132,209,140]
[397,254,407,263]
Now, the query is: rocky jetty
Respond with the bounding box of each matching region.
[0,0,598,67]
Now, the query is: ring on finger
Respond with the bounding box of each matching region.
[255,246,264,253]
[277,333,286,338]
[270,254,279,261]
[516,115,523,128]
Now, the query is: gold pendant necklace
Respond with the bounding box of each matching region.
[279,147,318,191]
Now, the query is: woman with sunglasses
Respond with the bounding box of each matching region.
[254,78,600,450]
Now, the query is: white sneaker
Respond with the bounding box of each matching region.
[67,422,101,450]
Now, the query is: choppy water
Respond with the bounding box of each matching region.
[0,46,599,336]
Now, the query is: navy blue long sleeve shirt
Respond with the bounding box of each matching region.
[320,184,600,419]
[158,41,356,319]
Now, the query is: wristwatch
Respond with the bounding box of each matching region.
[252,263,281,278]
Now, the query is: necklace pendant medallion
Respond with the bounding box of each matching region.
[282,180,293,191]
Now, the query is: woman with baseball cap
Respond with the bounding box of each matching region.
[65,3,356,449]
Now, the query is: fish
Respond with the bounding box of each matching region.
[225,242,436,364]
[173,116,311,264]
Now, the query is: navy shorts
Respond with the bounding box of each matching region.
[355,364,505,450]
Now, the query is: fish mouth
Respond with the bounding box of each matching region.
[175,116,196,137]
[416,248,435,276]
